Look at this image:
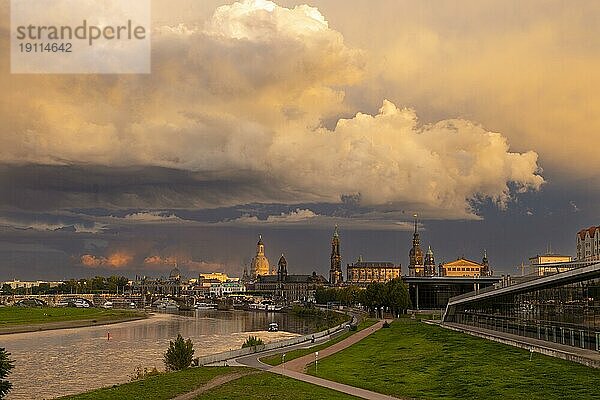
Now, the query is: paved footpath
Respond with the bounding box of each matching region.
[232,319,404,400]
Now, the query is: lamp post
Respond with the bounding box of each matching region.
[282,353,286,368]
[315,351,318,374]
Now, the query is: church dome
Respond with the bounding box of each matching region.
[169,266,181,279]
[251,234,271,277]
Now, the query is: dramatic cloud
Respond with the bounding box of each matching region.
[120,212,183,223]
[80,252,133,268]
[0,214,106,233]
[0,0,542,219]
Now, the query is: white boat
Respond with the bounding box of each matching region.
[194,302,217,310]
[249,302,284,312]
[153,299,179,310]
[268,322,279,332]
[101,301,113,309]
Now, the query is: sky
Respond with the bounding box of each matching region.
[0,0,599,280]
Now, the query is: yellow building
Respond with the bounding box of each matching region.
[251,234,273,278]
[529,254,573,276]
[198,272,237,283]
[441,257,486,277]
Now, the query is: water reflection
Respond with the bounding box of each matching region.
[3,310,308,399]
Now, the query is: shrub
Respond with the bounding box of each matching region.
[130,365,160,381]
[164,334,194,371]
[241,336,264,348]
[0,348,14,399]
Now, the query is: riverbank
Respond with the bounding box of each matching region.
[307,317,600,399]
[0,306,148,335]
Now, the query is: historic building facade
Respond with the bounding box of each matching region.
[346,257,401,285]
[255,254,328,302]
[250,234,273,279]
[329,226,343,285]
[577,225,600,261]
[440,254,490,277]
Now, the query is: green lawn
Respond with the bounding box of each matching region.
[0,306,145,327]
[260,319,377,366]
[307,319,600,400]
[196,371,359,400]
[60,367,244,400]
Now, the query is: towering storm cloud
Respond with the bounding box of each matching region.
[0,0,542,219]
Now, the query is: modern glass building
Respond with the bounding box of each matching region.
[404,276,501,310]
[443,262,600,351]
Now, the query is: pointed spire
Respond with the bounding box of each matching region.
[413,214,418,234]
[333,224,339,237]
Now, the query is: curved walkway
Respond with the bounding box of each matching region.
[232,319,403,400]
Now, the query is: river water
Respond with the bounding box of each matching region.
[2,310,312,399]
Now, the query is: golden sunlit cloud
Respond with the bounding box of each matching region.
[80,252,133,268]
[0,0,547,218]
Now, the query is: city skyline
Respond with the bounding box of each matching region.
[1,0,599,280]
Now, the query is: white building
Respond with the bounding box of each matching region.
[209,281,246,298]
[577,226,600,261]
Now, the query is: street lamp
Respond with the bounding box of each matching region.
[315,351,318,374]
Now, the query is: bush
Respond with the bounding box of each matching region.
[130,365,161,381]
[0,347,14,399]
[242,336,264,348]
[164,334,194,371]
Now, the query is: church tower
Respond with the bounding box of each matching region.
[278,254,288,282]
[424,245,436,276]
[481,250,491,276]
[329,225,343,285]
[251,234,271,278]
[408,215,424,276]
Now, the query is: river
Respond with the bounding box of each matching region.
[2,310,313,399]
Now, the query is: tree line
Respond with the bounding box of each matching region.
[315,278,410,316]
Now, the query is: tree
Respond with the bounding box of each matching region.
[0,348,14,399]
[164,334,194,371]
[384,278,410,316]
[364,282,385,312]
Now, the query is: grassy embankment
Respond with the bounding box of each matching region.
[60,367,241,400]
[195,371,358,400]
[306,318,600,400]
[60,367,358,400]
[260,318,377,366]
[0,306,146,333]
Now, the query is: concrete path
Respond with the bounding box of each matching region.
[276,320,384,373]
[272,368,401,400]
[232,319,405,400]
